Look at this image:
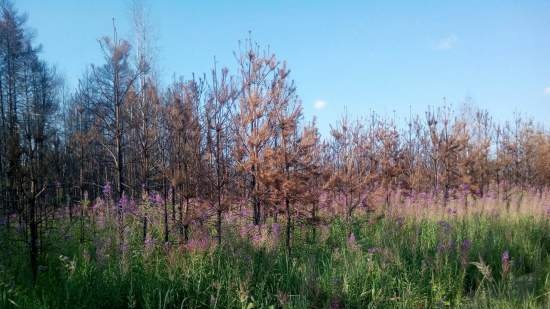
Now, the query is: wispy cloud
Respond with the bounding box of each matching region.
[314,100,327,110]
[435,35,458,51]
[544,87,550,96]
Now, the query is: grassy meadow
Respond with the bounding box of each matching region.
[1,194,549,309]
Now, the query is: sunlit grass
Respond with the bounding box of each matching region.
[1,212,549,308]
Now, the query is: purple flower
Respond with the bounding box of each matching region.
[187,237,210,252]
[118,194,128,209]
[501,250,511,278]
[271,223,281,242]
[395,216,405,228]
[92,197,105,211]
[473,189,481,197]
[437,240,454,254]
[367,247,382,254]
[438,220,452,233]
[501,250,509,263]
[144,236,155,250]
[347,233,358,250]
[118,194,135,212]
[102,182,112,198]
[460,239,472,267]
[446,208,457,215]
[154,193,163,206]
[148,192,163,206]
[461,239,472,252]
[252,232,262,244]
[239,225,249,238]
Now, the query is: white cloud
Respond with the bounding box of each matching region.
[314,100,327,110]
[435,35,458,50]
[544,87,550,96]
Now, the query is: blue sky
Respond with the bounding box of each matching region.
[18,0,550,135]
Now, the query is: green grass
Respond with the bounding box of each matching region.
[1,216,549,308]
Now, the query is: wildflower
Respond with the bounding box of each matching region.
[461,239,472,252]
[437,220,452,233]
[347,232,358,251]
[474,189,481,197]
[395,216,405,228]
[239,225,249,238]
[187,237,210,252]
[271,223,281,243]
[118,194,129,211]
[153,192,163,206]
[144,235,155,250]
[276,291,289,307]
[102,182,112,198]
[446,208,457,215]
[118,194,137,213]
[92,197,104,211]
[426,195,434,206]
[460,239,472,267]
[501,250,511,279]
[149,192,163,206]
[436,239,455,254]
[367,247,382,254]
[252,230,263,246]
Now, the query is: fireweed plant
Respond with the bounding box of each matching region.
[1,190,550,308]
[1,1,550,308]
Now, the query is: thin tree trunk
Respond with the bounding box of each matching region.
[163,180,169,243]
[29,181,38,283]
[285,196,291,255]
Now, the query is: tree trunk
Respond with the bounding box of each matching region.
[285,197,291,254]
[29,182,38,283]
[163,181,169,243]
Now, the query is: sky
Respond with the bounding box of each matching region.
[17,0,550,135]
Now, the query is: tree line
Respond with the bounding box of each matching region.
[1,1,549,281]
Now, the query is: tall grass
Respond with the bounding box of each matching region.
[1,213,549,308]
